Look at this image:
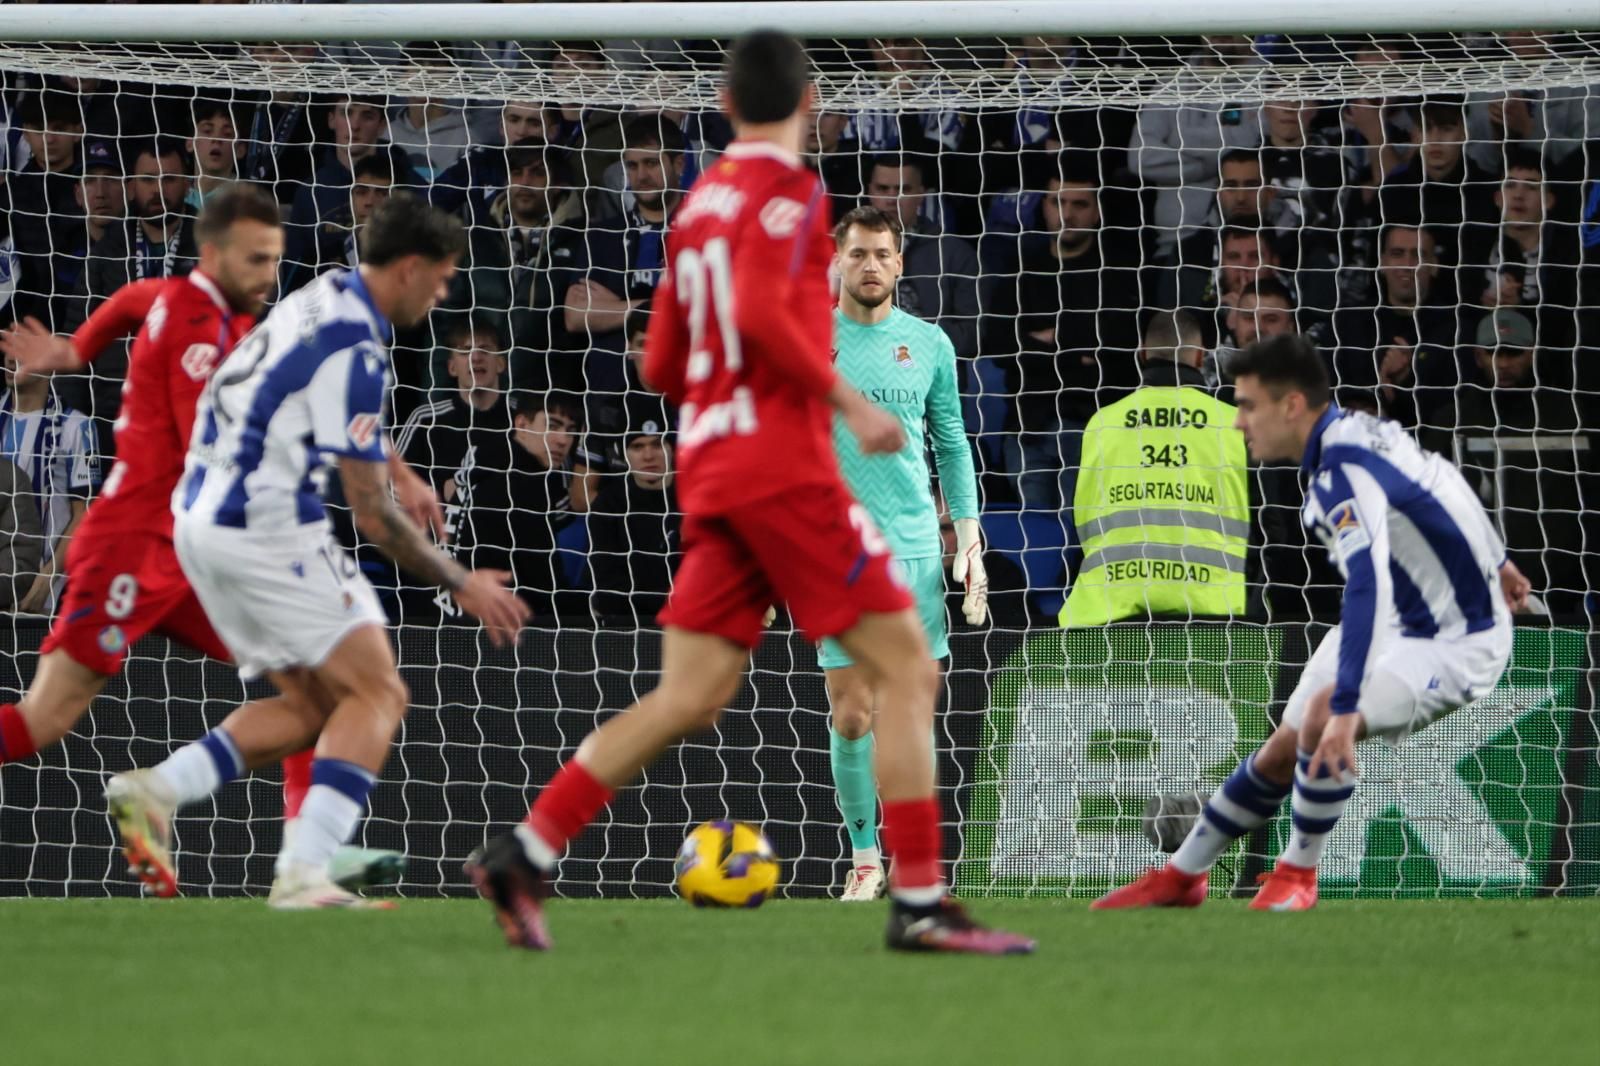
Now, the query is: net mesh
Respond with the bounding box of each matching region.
[0,28,1595,899]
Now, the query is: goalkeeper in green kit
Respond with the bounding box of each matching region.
[820,205,987,901]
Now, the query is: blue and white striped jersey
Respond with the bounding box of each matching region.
[177,268,390,532]
[1301,406,1509,715]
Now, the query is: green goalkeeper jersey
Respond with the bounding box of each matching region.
[831,306,978,561]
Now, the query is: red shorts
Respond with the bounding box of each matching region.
[658,479,912,648]
[41,531,231,675]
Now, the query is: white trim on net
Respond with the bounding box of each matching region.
[5,1,1599,43]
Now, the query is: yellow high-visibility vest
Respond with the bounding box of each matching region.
[1060,385,1249,627]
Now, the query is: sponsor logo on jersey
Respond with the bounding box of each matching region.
[146,298,168,341]
[893,344,913,367]
[347,413,380,449]
[677,182,746,226]
[97,625,126,654]
[180,343,222,381]
[758,196,806,239]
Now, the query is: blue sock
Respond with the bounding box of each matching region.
[1171,752,1292,875]
[829,726,879,854]
[282,758,376,873]
[1279,749,1357,869]
[154,727,244,805]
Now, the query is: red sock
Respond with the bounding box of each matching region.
[0,704,37,764]
[882,797,944,895]
[525,760,614,854]
[281,749,313,820]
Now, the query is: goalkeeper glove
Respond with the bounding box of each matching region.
[951,517,988,625]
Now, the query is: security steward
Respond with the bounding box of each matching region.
[1060,311,1250,627]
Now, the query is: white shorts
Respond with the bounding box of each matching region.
[174,517,387,681]
[1283,619,1512,744]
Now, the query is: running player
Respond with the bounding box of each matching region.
[1094,335,1528,911]
[822,205,987,902]
[466,31,1034,954]
[0,186,405,896]
[102,196,528,909]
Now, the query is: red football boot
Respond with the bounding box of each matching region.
[1248,861,1319,911]
[1091,865,1208,910]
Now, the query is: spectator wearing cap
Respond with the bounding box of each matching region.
[443,140,582,392]
[587,396,680,625]
[1423,307,1597,616]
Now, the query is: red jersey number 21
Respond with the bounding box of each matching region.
[676,237,743,383]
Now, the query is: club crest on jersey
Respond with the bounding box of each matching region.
[893,345,913,368]
[346,413,380,449]
[98,625,126,655]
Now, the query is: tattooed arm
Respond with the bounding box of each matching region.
[340,455,467,591]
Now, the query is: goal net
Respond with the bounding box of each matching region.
[0,8,1596,899]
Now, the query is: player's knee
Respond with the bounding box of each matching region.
[831,698,872,740]
[356,671,410,727]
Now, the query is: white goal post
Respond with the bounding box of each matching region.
[0,3,1596,902]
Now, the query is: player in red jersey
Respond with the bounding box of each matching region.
[468,31,1034,955]
[0,186,414,897]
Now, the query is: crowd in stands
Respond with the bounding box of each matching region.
[0,29,1597,627]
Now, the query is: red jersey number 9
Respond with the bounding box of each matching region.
[676,237,743,384]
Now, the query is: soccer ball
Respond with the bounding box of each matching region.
[673,820,780,908]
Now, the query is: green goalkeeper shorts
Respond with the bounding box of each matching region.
[816,555,948,670]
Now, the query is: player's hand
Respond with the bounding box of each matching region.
[1309,712,1361,781]
[18,572,51,614]
[842,396,905,455]
[0,317,81,381]
[762,605,777,629]
[1499,559,1532,614]
[454,569,530,647]
[391,459,448,543]
[950,517,989,625]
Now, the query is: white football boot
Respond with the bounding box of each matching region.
[268,864,395,910]
[105,770,179,898]
[840,863,887,902]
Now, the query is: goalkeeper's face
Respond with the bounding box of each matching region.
[836,225,903,310]
[209,219,284,317]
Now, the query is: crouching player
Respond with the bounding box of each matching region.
[1096,335,1527,911]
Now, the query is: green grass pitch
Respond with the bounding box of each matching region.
[3,897,1595,1066]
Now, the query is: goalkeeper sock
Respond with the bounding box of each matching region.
[829,726,879,854]
[1172,752,1291,875]
[1278,750,1357,869]
[281,749,312,820]
[523,759,614,870]
[881,796,944,906]
[0,704,37,763]
[283,759,375,872]
[154,728,244,805]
